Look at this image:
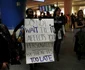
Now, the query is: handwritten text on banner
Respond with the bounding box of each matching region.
[26,43,54,64]
[25,19,55,64]
[25,19,55,43]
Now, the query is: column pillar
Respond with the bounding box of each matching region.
[0,0,26,29]
[64,0,72,15]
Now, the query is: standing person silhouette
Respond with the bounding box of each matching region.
[53,7,65,61]
[12,8,35,70]
[0,21,11,70]
[74,10,85,60]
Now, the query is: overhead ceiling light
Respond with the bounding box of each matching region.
[34,0,45,2]
[74,0,83,1]
[54,4,57,7]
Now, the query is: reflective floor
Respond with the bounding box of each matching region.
[10,31,85,70]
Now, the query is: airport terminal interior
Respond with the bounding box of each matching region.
[0,0,85,70]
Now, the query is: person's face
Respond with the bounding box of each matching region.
[56,9,61,16]
[27,10,33,17]
[79,11,83,18]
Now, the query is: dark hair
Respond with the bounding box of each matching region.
[47,11,50,15]
[53,7,60,18]
[26,8,33,15]
[77,10,83,18]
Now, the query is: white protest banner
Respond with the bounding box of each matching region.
[26,42,54,64]
[25,19,55,43]
[25,19,55,64]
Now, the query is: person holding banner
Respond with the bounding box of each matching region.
[53,7,65,61]
[13,8,34,51]
[13,8,34,33]
[12,8,35,70]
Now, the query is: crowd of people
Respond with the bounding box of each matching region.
[0,6,85,70]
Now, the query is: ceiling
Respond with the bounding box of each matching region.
[26,0,85,9]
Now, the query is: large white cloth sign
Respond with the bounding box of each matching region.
[25,19,55,42]
[25,19,55,64]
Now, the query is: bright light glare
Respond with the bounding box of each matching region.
[37,10,40,16]
[83,9,85,15]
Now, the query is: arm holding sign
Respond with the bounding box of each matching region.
[13,19,24,33]
[12,19,24,40]
[12,8,37,70]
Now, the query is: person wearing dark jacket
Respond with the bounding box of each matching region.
[0,23,11,70]
[13,8,34,52]
[53,7,65,61]
[12,8,36,70]
[0,33,10,70]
